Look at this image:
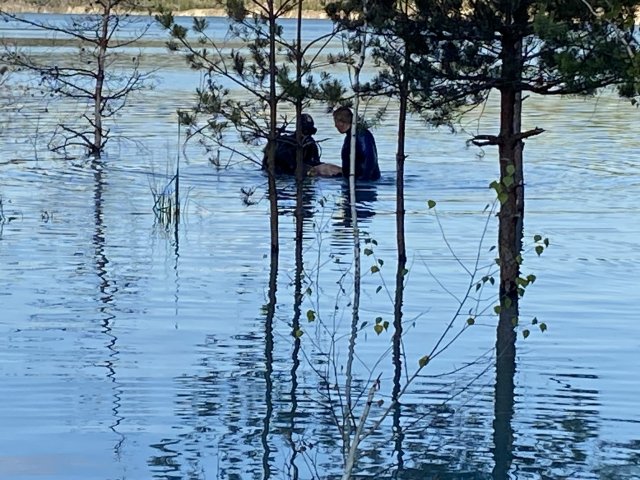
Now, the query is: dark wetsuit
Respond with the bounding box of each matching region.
[340,128,380,181]
[261,132,321,175]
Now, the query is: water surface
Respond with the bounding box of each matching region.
[1,13,639,480]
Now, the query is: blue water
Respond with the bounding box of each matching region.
[0,12,639,480]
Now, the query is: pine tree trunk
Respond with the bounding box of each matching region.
[267,0,279,260]
[497,30,521,361]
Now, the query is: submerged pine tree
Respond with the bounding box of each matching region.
[1,0,155,157]
[333,0,639,344]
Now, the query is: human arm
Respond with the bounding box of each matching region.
[308,163,343,177]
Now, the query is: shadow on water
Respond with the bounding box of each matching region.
[91,159,126,456]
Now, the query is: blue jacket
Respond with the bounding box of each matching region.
[341,128,380,181]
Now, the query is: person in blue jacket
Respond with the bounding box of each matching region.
[332,106,381,181]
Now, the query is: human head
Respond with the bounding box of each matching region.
[333,106,353,134]
[301,113,317,135]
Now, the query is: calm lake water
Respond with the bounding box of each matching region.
[1,13,639,480]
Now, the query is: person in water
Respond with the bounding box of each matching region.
[262,114,330,175]
[330,106,381,181]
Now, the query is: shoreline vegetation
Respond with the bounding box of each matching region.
[0,1,329,18]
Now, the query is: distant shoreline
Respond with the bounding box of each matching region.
[0,2,328,19]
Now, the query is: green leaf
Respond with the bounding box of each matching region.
[294,328,304,338]
[511,317,519,326]
[535,245,544,256]
[498,193,508,204]
[522,329,530,339]
[371,265,380,273]
[427,200,436,209]
[533,234,542,242]
[378,259,384,266]
[503,297,512,309]
[502,175,514,188]
[401,268,409,276]
[376,285,382,293]
[374,324,384,335]
[364,248,373,256]
[544,238,550,247]
[419,355,430,368]
[531,317,538,325]
[466,317,475,326]
[506,164,516,175]
[306,310,316,322]
[539,322,548,332]
[494,305,501,314]
[383,321,389,330]
[375,316,383,323]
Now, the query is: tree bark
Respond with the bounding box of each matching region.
[92,1,111,157]
[267,0,279,260]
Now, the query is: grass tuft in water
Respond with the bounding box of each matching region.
[151,173,180,225]
[151,112,184,226]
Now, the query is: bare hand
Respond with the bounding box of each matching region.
[308,163,343,177]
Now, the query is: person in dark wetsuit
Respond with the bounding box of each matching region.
[332,106,380,181]
[261,114,321,175]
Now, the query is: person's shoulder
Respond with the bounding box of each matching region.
[358,128,376,141]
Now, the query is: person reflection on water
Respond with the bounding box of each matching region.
[262,114,342,177]
[308,106,381,181]
[331,181,379,252]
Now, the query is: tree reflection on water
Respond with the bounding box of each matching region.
[139,177,625,480]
